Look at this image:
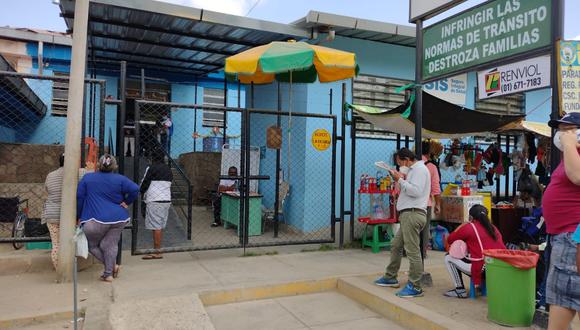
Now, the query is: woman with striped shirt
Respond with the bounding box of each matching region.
[42,154,86,270]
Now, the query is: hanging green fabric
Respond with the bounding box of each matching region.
[401,92,415,119]
[394,83,416,93]
[395,83,417,119]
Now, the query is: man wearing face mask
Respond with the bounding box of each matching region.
[542,113,580,330]
[375,148,431,297]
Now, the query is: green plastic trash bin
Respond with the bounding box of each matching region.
[484,249,539,327]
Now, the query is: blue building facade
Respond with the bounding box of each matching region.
[0,8,553,235]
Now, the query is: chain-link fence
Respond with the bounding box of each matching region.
[129,99,337,254]
[352,131,402,241]
[246,110,336,247]
[132,100,245,253]
[0,70,106,248]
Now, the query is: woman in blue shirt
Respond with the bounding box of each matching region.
[77,154,139,282]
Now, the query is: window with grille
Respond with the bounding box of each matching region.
[202,87,225,127]
[51,71,69,116]
[475,93,525,115]
[352,75,412,138]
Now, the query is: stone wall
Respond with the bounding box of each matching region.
[178,152,221,205]
[0,143,64,183]
[0,183,46,219]
[0,143,65,220]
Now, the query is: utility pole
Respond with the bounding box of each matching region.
[550,0,564,173]
[414,17,432,287]
[414,19,423,159]
[57,0,89,283]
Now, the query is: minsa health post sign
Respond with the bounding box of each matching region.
[422,0,552,81]
[558,41,580,114]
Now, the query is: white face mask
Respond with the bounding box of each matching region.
[554,129,580,151]
[399,166,410,175]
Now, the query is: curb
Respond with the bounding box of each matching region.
[0,253,97,276]
[337,276,466,330]
[199,277,338,306]
[0,253,52,276]
[198,274,466,330]
[0,310,75,329]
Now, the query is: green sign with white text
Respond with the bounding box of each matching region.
[422,0,552,81]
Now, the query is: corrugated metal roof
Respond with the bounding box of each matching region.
[0,54,48,118]
[59,0,310,77]
[292,11,416,47]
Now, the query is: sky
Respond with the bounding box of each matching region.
[0,0,578,39]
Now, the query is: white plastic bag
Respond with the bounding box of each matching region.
[73,227,89,259]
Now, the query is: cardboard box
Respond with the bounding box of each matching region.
[441,195,484,223]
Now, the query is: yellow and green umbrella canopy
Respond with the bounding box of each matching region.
[225,40,358,84]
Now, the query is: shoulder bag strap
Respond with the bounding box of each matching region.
[469,222,485,261]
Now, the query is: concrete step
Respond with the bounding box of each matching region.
[108,294,214,330]
[337,276,465,330]
[0,249,99,276]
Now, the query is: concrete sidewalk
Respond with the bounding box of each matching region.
[2,246,576,329]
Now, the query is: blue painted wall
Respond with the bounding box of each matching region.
[250,83,309,230]
[6,32,555,235]
[170,83,245,158]
[327,36,415,79]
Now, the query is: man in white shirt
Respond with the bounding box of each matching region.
[375,148,431,298]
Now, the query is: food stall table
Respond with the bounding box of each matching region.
[441,195,484,223]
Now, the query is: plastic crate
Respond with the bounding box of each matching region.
[25,242,52,250]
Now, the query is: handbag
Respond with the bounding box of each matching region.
[74,227,89,259]
[448,223,484,261]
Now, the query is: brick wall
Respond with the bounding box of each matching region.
[0,143,65,220]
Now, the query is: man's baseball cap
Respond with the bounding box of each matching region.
[548,112,580,128]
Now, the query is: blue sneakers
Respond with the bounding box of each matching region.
[374,277,400,288]
[396,283,424,298]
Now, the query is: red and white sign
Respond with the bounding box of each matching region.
[477,56,551,100]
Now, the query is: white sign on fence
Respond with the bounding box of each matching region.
[477,55,551,100]
[424,73,467,106]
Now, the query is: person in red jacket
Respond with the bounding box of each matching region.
[444,204,506,298]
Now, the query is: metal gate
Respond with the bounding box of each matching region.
[0,70,107,247]
[131,100,337,254]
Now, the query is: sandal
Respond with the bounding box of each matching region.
[113,265,121,278]
[100,275,113,282]
[142,254,163,260]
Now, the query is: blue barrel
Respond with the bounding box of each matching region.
[202,137,229,152]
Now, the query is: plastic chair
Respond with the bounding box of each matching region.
[469,278,487,299]
[360,218,397,253]
[262,182,290,231]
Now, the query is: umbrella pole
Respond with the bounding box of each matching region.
[288,71,292,184]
